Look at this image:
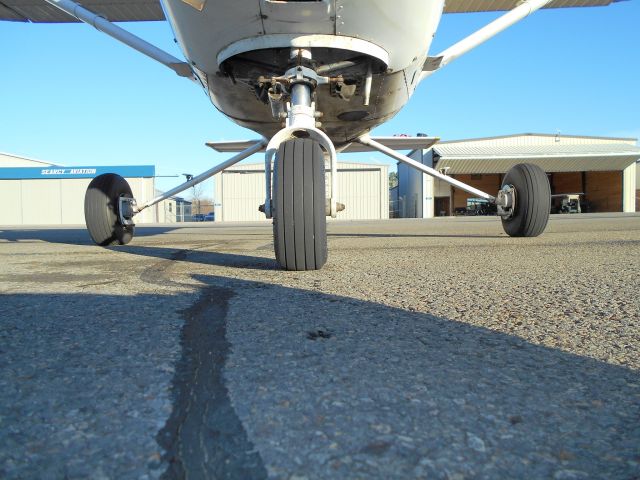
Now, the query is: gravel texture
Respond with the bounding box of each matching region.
[0,214,638,479]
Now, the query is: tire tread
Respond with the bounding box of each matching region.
[272,138,327,270]
[84,173,135,246]
[501,163,550,237]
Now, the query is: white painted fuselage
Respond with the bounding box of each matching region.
[161,0,444,145]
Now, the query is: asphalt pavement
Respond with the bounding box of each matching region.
[1,214,639,479]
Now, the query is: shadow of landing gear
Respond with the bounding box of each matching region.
[111,245,279,271]
[0,226,182,245]
[201,275,639,479]
[0,275,638,479]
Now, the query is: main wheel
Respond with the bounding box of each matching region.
[501,163,551,237]
[84,173,135,246]
[273,138,328,271]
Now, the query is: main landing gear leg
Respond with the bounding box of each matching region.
[82,140,266,247]
[498,164,551,237]
[84,173,136,246]
[356,135,551,238]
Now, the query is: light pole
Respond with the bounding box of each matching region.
[182,173,195,220]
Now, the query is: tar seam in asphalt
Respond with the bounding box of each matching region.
[157,286,268,479]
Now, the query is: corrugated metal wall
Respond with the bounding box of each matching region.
[332,162,389,221]
[0,177,157,225]
[214,162,389,222]
[215,166,267,222]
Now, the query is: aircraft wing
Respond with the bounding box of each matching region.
[0,0,165,22]
[338,137,440,153]
[443,0,622,13]
[207,137,439,154]
[1,0,622,22]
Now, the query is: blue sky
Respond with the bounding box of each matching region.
[1,2,638,194]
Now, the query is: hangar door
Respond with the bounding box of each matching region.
[333,167,386,220]
[216,169,266,222]
[215,163,388,222]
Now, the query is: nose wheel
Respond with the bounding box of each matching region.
[272,138,328,271]
[84,173,136,246]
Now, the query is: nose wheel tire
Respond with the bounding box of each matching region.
[84,173,135,246]
[273,138,328,271]
[501,163,551,237]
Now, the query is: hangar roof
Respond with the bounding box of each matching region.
[0,152,58,168]
[207,136,439,154]
[433,143,640,174]
[438,132,637,145]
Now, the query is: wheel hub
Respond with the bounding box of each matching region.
[118,196,137,226]
[495,185,516,220]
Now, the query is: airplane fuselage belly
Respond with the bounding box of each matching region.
[162,0,444,143]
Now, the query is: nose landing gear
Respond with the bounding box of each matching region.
[272,138,328,271]
[262,48,341,270]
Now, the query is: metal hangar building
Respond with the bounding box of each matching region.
[396,133,640,218]
[214,161,389,222]
[0,153,186,225]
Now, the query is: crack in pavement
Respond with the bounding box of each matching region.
[157,285,267,480]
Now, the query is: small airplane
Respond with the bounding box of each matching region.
[1,0,625,270]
